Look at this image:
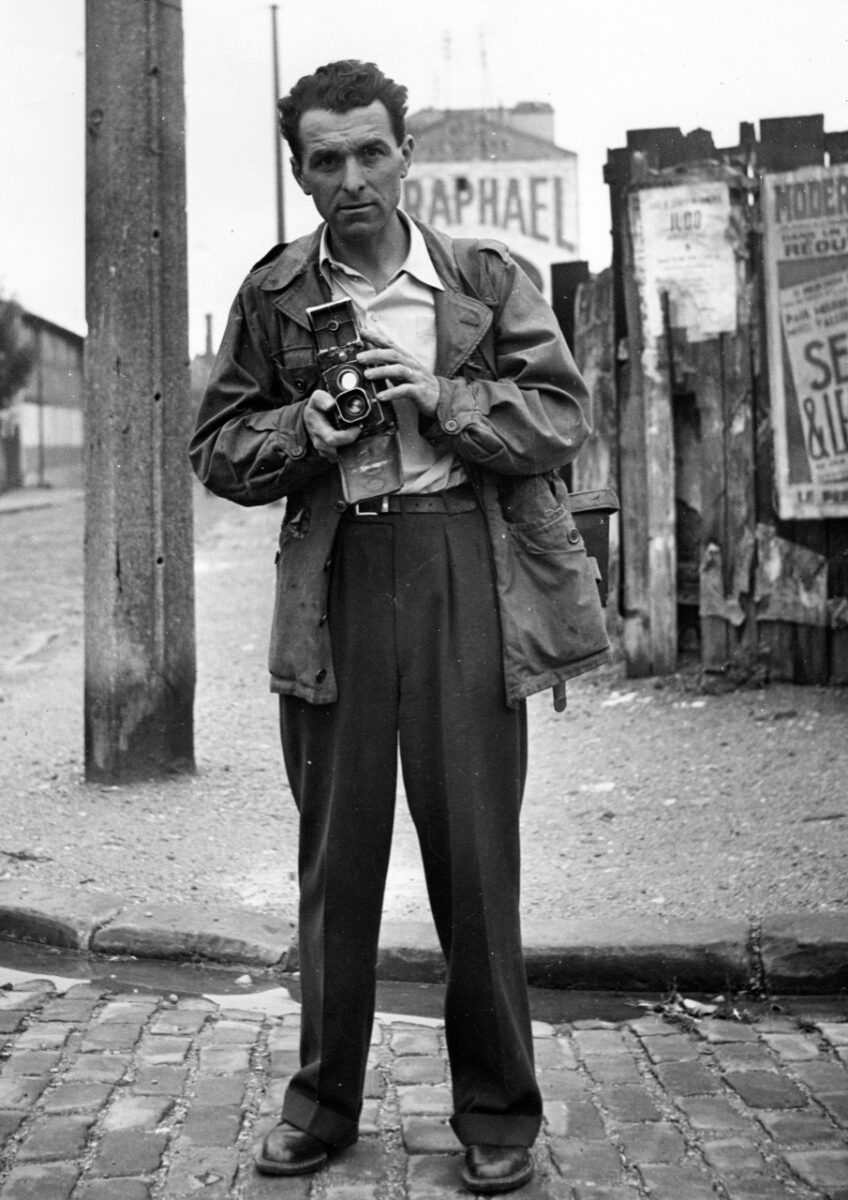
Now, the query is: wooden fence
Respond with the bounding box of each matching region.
[568,115,848,686]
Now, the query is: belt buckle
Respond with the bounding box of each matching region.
[353,495,390,516]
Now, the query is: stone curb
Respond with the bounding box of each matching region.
[1,884,846,993]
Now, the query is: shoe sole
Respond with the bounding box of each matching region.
[253,1146,328,1176]
[460,1160,534,1195]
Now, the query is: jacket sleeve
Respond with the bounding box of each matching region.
[428,250,591,476]
[189,282,330,506]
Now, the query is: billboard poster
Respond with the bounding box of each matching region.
[629,181,737,344]
[762,164,848,518]
[402,159,579,299]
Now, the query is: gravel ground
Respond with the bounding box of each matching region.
[1,488,847,932]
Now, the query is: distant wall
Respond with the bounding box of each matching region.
[10,314,84,491]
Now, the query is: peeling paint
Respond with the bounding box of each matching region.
[698,531,753,627]
[731,409,748,436]
[754,523,828,627]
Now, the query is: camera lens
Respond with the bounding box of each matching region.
[341,392,368,420]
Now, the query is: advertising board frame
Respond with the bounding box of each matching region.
[762,163,848,519]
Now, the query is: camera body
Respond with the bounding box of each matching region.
[306,299,396,435]
[305,298,402,504]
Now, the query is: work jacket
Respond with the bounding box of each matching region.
[190,219,611,706]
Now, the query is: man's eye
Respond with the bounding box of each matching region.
[361,146,383,161]
[314,155,338,170]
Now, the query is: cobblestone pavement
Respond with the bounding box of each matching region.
[1,975,847,1199]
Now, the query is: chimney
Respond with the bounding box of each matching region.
[205,313,213,357]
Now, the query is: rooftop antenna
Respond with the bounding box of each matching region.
[478,26,492,157]
[479,27,492,115]
[443,31,452,111]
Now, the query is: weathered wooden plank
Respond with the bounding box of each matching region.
[573,271,617,492]
[794,626,829,683]
[829,634,848,683]
[827,522,848,682]
[572,272,622,639]
[787,520,830,683]
[695,338,730,669]
[644,352,677,674]
[723,237,759,671]
[618,194,653,676]
[760,623,796,682]
[758,115,825,170]
[748,223,803,681]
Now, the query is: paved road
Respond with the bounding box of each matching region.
[1,966,848,1199]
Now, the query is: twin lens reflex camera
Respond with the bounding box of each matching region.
[306,298,402,504]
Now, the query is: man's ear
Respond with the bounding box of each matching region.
[400,134,414,179]
[291,156,309,195]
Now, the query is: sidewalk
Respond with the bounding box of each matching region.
[0,966,847,1199]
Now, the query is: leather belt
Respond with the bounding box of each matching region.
[346,484,477,517]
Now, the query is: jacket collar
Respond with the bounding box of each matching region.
[252,217,492,376]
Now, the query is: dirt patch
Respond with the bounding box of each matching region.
[1,491,846,931]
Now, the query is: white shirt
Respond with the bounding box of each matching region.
[319,212,466,493]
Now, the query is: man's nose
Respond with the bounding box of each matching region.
[341,156,366,192]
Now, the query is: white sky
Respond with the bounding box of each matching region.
[1,0,847,355]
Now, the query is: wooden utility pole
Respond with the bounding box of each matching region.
[271,4,285,243]
[84,0,195,781]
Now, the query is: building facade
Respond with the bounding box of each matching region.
[405,103,579,296]
[10,313,85,491]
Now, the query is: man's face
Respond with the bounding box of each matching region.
[292,100,413,245]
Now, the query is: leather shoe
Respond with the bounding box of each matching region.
[461,1145,534,1194]
[253,1121,330,1176]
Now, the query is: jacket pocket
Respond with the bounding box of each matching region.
[268,510,335,700]
[506,507,585,557]
[489,474,609,698]
[271,345,320,400]
[500,475,583,555]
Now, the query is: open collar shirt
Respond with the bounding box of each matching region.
[319,211,466,493]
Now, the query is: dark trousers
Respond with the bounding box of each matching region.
[279,504,542,1148]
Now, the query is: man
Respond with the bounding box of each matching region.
[190,60,609,1194]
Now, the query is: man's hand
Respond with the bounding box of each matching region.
[357,329,440,418]
[303,389,362,461]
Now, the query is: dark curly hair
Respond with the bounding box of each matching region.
[278,60,408,166]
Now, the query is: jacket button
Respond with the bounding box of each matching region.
[568,527,581,544]
[444,418,459,433]
[316,667,327,683]
[319,613,327,626]
[334,500,347,513]
[289,444,306,459]
[324,557,332,571]
[295,379,306,391]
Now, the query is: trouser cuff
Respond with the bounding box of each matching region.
[450,1113,541,1148]
[282,1089,359,1149]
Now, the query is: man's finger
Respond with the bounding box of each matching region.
[356,346,406,369]
[360,328,393,349]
